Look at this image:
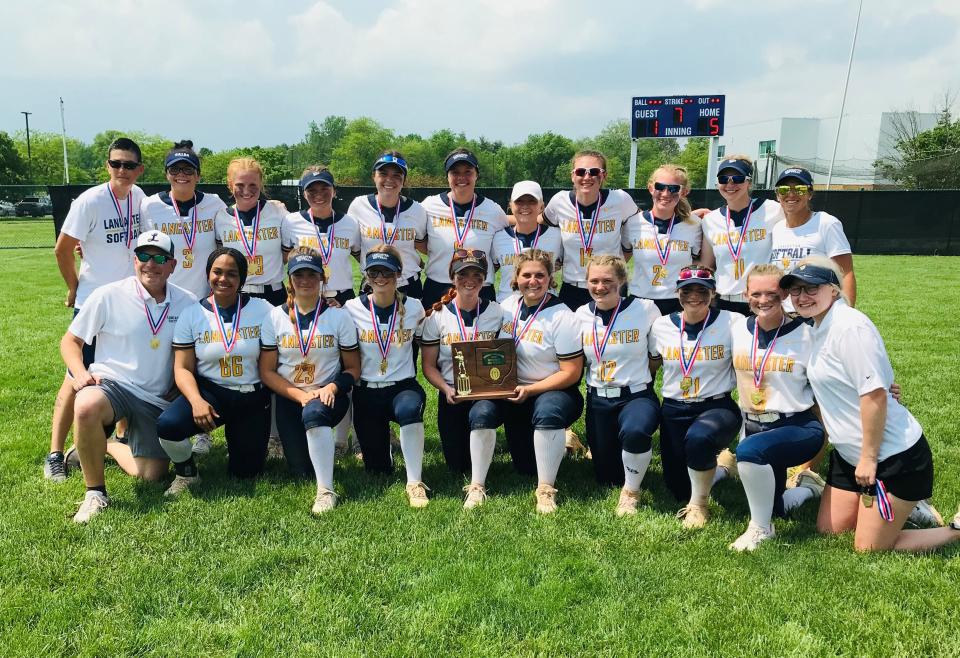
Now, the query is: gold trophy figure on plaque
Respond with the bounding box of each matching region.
[454,349,472,396]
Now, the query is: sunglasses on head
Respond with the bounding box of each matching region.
[717,174,749,184]
[453,248,485,259]
[108,159,140,170]
[573,167,605,177]
[678,267,715,280]
[135,252,172,265]
[776,184,811,196]
[653,182,682,194]
[787,284,823,297]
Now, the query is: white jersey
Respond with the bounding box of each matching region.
[421,193,509,285]
[345,293,424,383]
[731,316,815,414]
[701,198,783,296]
[623,211,703,300]
[499,294,583,385]
[347,194,427,281]
[282,210,361,293]
[419,299,503,386]
[649,310,742,402]
[807,300,922,464]
[173,296,273,387]
[544,189,638,285]
[214,200,291,287]
[141,191,227,298]
[260,302,359,392]
[60,182,146,307]
[576,296,660,389]
[68,276,196,408]
[769,211,852,272]
[490,225,563,302]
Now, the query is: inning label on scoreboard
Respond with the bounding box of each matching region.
[631,95,725,138]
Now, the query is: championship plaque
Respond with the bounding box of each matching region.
[450,339,518,400]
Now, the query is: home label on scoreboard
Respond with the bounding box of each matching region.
[631,95,725,138]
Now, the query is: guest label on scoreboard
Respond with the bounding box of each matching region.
[631,95,725,138]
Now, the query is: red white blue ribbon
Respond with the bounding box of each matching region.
[310,209,335,267]
[212,296,242,354]
[109,185,134,249]
[136,281,170,338]
[649,212,676,266]
[375,196,400,246]
[295,299,323,357]
[724,200,755,265]
[592,298,622,365]
[453,300,481,342]
[448,195,476,248]
[512,294,550,346]
[574,195,604,253]
[171,195,198,251]
[233,203,261,258]
[678,310,711,381]
[513,226,542,255]
[750,316,785,390]
[369,297,399,363]
[876,479,894,522]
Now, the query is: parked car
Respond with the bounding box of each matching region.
[0,200,14,217]
[14,196,52,217]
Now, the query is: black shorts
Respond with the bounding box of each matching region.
[827,435,934,502]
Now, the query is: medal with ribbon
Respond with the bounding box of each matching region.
[453,300,481,342]
[136,281,171,350]
[295,299,323,357]
[750,316,784,407]
[171,194,198,269]
[212,296,243,355]
[513,225,542,255]
[375,197,401,246]
[650,212,676,265]
[369,297,399,376]
[678,310,711,394]
[448,195,476,248]
[109,185,134,250]
[233,202,261,263]
[573,194,603,268]
[592,298,622,382]
[724,200,755,278]
[512,294,550,346]
[310,209,336,279]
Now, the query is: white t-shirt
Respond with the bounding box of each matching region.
[576,296,660,389]
[769,211,852,272]
[141,191,227,298]
[490,225,563,302]
[260,302,359,392]
[419,299,503,386]
[499,294,583,385]
[282,210,361,293]
[731,316,815,414]
[543,189,638,285]
[421,193,509,285]
[623,211,703,300]
[173,295,273,387]
[214,201,292,287]
[68,276,196,408]
[347,194,427,281]
[60,182,146,307]
[701,198,783,296]
[345,293,424,383]
[807,300,922,464]
[649,309,742,401]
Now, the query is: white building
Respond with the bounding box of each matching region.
[716,112,939,189]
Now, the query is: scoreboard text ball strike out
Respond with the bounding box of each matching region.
[631,95,726,138]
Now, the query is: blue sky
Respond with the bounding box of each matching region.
[2,0,958,151]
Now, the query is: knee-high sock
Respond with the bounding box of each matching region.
[622,449,652,491]
[782,486,814,513]
[334,403,352,451]
[738,461,776,529]
[470,429,496,485]
[159,438,198,476]
[688,467,716,507]
[534,428,566,486]
[399,423,425,483]
[306,426,335,491]
[712,467,728,485]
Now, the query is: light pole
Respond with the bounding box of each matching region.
[21,111,32,181]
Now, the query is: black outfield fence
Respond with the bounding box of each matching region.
[2,184,956,255]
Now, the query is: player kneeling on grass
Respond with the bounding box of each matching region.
[783,257,960,552]
[62,230,196,523]
[258,250,360,515]
[156,248,274,495]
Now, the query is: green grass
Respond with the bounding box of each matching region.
[0,217,55,249]
[2,254,959,657]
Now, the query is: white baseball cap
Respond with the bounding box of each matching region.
[135,230,174,257]
[510,180,543,202]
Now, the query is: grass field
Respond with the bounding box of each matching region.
[0,217,55,249]
[2,249,960,657]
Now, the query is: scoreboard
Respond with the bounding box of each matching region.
[631,95,725,139]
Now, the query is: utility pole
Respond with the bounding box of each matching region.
[21,111,33,181]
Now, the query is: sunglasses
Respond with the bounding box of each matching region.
[135,252,172,265]
[787,284,823,297]
[167,165,197,176]
[776,184,811,196]
[573,167,605,177]
[367,268,396,280]
[678,267,715,280]
[453,248,486,260]
[653,182,682,194]
[717,174,750,184]
[108,159,141,170]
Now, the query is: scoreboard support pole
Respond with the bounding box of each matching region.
[705,136,719,188]
[628,139,639,189]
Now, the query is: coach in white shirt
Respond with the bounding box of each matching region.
[61,230,196,523]
[783,256,960,551]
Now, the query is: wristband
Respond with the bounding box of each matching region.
[333,372,355,396]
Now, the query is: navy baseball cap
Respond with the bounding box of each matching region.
[676,267,716,290]
[444,152,480,173]
[165,150,200,171]
[373,154,408,174]
[717,159,752,178]
[364,251,402,273]
[449,249,488,277]
[779,263,840,289]
[776,167,814,187]
[300,170,335,190]
[288,253,325,275]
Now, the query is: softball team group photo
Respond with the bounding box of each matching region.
[46,136,960,555]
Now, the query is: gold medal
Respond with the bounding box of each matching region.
[182,247,194,269]
[379,358,388,375]
[150,337,160,350]
[750,388,765,406]
[323,265,331,280]
[679,376,692,392]
[861,493,874,508]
